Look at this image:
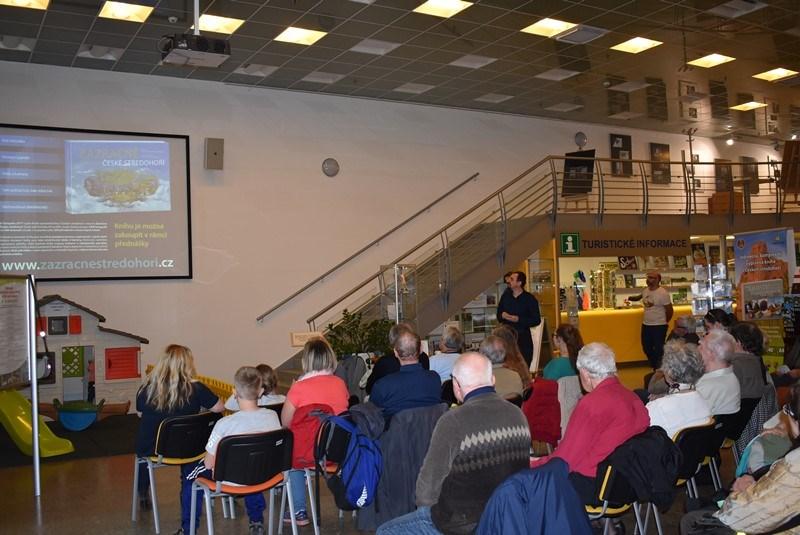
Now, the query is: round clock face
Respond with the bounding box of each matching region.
[574,132,588,148]
[322,158,340,177]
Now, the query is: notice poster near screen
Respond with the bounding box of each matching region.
[0,124,190,280]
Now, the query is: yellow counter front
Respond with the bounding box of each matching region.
[559,305,694,364]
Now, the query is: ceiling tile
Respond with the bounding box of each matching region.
[351,5,405,25]
[332,19,383,38]
[43,12,95,31]
[34,40,80,55]
[73,57,116,70]
[0,5,45,24]
[30,52,74,66]
[113,62,154,74]
[85,32,136,48]
[0,48,30,62]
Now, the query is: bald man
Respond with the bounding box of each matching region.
[377,353,530,535]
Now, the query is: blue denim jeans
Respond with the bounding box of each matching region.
[287,469,307,513]
[376,506,441,535]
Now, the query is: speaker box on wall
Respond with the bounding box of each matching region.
[205,138,224,170]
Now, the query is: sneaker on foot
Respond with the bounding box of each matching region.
[249,521,265,535]
[283,510,310,527]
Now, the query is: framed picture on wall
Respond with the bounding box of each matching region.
[610,133,633,176]
[741,156,759,194]
[714,158,733,192]
[562,149,596,196]
[649,142,671,184]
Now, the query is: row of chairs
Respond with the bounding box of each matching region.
[131,411,307,535]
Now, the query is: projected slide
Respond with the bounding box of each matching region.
[0,124,191,280]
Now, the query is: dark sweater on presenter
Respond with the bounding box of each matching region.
[497,290,541,367]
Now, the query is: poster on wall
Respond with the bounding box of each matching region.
[610,134,632,176]
[678,80,704,121]
[562,150,596,196]
[714,159,733,193]
[691,243,708,266]
[735,228,797,370]
[649,143,671,184]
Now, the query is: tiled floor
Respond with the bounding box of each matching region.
[2,446,736,535]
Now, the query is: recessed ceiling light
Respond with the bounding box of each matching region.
[77,44,124,61]
[98,1,153,22]
[534,68,581,81]
[394,82,435,94]
[607,80,650,93]
[195,14,245,34]
[274,27,327,46]
[752,67,799,82]
[233,63,278,77]
[413,0,472,18]
[521,18,577,38]
[449,54,496,69]
[707,0,767,18]
[350,38,401,56]
[730,101,767,111]
[544,102,583,112]
[0,0,48,9]
[608,111,643,120]
[0,35,36,51]
[301,71,344,84]
[726,136,735,146]
[474,93,513,103]
[687,53,735,68]
[610,37,662,54]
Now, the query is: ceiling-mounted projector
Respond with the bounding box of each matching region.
[160,33,230,68]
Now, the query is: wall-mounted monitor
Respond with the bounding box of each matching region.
[0,124,191,280]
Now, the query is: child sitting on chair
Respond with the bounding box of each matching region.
[224,364,286,411]
[183,366,281,535]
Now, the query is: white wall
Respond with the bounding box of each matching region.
[0,61,778,381]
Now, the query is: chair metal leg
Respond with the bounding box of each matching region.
[132,457,140,522]
[285,471,299,535]
[710,458,722,491]
[148,460,160,534]
[229,496,236,519]
[732,446,740,465]
[304,469,320,535]
[603,518,611,535]
[653,504,664,535]
[204,489,214,535]
[631,502,645,535]
[190,482,198,535]
[268,488,276,535]
[278,483,286,535]
[222,494,229,518]
[639,502,652,535]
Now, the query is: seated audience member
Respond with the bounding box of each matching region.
[667,316,700,344]
[531,342,650,504]
[704,308,735,334]
[282,337,349,526]
[728,322,769,400]
[646,341,713,439]
[679,384,800,535]
[479,335,524,398]
[183,367,281,535]
[224,363,285,411]
[492,324,530,387]
[696,330,741,415]
[371,330,441,418]
[429,325,463,383]
[542,324,583,380]
[376,353,531,535]
[366,322,430,394]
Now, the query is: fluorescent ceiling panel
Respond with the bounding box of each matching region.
[77,44,124,61]
[394,82,435,94]
[687,53,735,68]
[98,1,153,22]
[607,80,650,92]
[608,111,643,120]
[413,0,472,18]
[534,68,580,81]
[0,0,48,9]
[196,14,245,34]
[274,27,327,46]
[544,102,583,112]
[474,93,513,103]
[449,54,496,69]
[729,101,767,111]
[350,39,401,55]
[610,37,662,54]
[520,18,576,38]
[555,25,608,44]
[752,68,798,82]
[301,71,344,84]
[233,63,278,77]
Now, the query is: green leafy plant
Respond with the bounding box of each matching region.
[326,309,394,359]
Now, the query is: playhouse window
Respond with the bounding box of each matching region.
[105,347,140,380]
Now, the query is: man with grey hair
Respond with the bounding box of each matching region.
[531,342,649,504]
[696,330,741,415]
[478,335,523,397]
[377,353,530,535]
[429,325,463,383]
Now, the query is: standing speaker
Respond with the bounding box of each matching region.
[205,138,224,170]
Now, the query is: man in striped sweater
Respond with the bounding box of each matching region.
[377,352,531,535]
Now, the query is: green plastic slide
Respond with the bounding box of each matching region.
[0,390,74,457]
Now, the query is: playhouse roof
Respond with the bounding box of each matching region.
[98,326,149,344]
[38,294,106,322]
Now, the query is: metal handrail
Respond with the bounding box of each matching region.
[256,171,479,322]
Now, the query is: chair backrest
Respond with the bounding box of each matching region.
[718,397,760,440]
[594,463,637,507]
[440,379,457,406]
[154,411,222,460]
[213,428,293,486]
[673,422,718,479]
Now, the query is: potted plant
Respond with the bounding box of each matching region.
[326,309,393,359]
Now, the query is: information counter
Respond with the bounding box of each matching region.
[559,305,694,364]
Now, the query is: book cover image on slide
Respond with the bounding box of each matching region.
[64,140,172,214]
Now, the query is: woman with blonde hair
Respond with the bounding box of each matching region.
[492,324,531,387]
[134,344,224,533]
[281,337,349,526]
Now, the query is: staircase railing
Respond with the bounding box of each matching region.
[304,154,793,333]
